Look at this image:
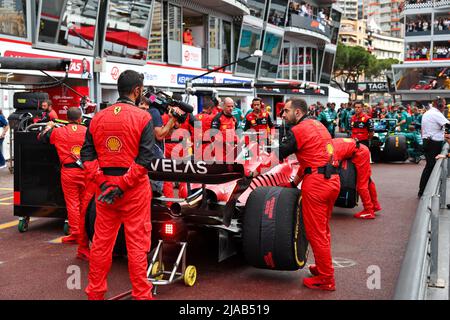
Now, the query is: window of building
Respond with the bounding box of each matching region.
[278,43,290,79]
[104,0,153,61]
[235,23,262,76]
[0,0,27,39]
[268,0,288,27]
[319,51,334,84]
[37,0,100,53]
[147,0,163,61]
[247,0,267,20]
[222,20,233,70]
[259,30,283,79]
[405,42,431,61]
[167,3,182,65]
[432,41,450,61]
[208,16,220,67]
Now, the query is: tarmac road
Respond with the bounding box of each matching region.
[0,161,422,300]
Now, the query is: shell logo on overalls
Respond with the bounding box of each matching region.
[106,137,122,152]
[71,145,81,156]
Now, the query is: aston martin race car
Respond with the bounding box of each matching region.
[370,118,409,163]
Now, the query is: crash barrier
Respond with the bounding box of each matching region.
[394,143,450,300]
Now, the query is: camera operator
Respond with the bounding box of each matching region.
[139,95,177,196]
[418,97,449,197]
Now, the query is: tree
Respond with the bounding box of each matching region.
[332,43,374,93]
[332,42,399,93]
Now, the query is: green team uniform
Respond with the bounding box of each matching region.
[398,131,423,163]
[339,108,352,134]
[317,108,338,137]
[399,111,412,132]
[232,108,244,129]
[412,113,422,131]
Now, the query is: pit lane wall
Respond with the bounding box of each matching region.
[394,143,450,300]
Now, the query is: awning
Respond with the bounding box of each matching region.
[69,26,148,50]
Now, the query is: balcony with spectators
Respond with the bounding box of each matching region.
[285,1,333,44]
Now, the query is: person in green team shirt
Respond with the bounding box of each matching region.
[398,125,423,163]
[397,106,412,132]
[231,102,244,129]
[317,102,338,137]
[411,106,423,131]
[338,103,352,136]
[385,105,400,132]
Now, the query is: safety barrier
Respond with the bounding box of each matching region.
[394,143,449,299]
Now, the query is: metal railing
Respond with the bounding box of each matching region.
[394,143,449,300]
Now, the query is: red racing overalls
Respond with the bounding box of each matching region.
[332,138,380,214]
[162,113,194,199]
[42,123,87,238]
[350,113,373,145]
[81,101,155,300]
[281,118,340,281]
[210,112,237,162]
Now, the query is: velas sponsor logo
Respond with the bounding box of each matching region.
[3,51,89,74]
[106,136,122,152]
[149,159,208,174]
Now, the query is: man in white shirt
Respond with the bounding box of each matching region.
[418,97,449,197]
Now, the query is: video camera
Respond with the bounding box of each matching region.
[144,87,194,124]
[445,123,450,135]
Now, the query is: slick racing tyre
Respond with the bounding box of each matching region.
[85,197,127,255]
[383,135,408,162]
[243,186,308,271]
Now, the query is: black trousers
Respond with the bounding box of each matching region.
[419,139,444,195]
[359,140,370,148]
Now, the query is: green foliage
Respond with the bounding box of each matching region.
[333,42,400,92]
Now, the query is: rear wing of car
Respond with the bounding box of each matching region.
[147,159,245,184]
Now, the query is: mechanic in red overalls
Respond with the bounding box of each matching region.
[81,70,156,300]
[38,107,86,245]
[210,97,237,163]
[244,97,274,132]
[332,138,381,219]
[192,98,215,161]
[350,101,373,148]
[279,98,340,291]
[162,108,195,199]
[244,97,274,149]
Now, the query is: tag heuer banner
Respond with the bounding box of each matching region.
[345,82,392,93]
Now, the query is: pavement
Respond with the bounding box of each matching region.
[0,161,422,300]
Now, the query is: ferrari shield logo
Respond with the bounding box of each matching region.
[106,136,122,152]
[114,106,121,115]
[251,120,256,124]
[71,125,77,132]
[71,145,81,156]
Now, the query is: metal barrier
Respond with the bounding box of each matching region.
[394,143,449,299]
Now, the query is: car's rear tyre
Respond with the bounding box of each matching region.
[383,135,408,162]
[243,186,308,271]
[85,197,127,255]
[335,160,358,208]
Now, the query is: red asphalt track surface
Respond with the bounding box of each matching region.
[0,161,421,300]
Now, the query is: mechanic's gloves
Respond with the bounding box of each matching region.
[97,182,124,205]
